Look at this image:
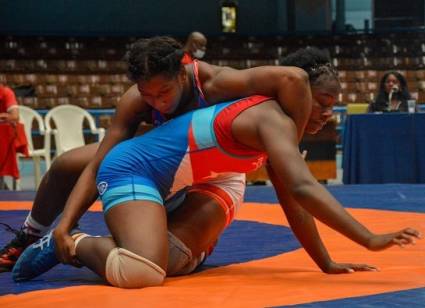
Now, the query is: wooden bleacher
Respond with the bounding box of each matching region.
[2,33,425,181]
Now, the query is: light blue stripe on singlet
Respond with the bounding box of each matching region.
[101,184,163,213]
[191,106,217,149]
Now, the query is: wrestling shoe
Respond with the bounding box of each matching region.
[12,230,60,281]
[13,228,83,281]
[0,223,40,273]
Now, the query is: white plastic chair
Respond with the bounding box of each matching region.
[17,105,51,189]
[44,105,105,157]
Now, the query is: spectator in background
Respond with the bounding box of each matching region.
[0,83,20,190]
[181,31,207,64]
[369,71,411,112]
[0,84,19,122]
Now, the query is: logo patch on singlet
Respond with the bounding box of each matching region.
[97,181,108,195]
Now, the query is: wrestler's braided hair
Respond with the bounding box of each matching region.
[280,47,339,87]
[126,36,184,82]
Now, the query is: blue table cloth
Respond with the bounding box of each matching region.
[343,113,425,184]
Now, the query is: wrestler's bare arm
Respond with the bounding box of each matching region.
[255,106,420,250]
[53,85,150,264]
[199,62,311,141]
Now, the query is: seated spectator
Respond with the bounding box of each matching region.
[368,71,411,112]
[0,84,19,123]
[0,84,20,189]
[181,31,207,64]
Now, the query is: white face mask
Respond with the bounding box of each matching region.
[192,49,205,59]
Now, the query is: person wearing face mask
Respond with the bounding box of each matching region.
[181,31,207,64]
[368,71,412,112]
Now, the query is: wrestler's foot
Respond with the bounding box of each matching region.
[12,230,59,281]
[0,223,40,273]
[12,228,84,282]
[180,240,217,274]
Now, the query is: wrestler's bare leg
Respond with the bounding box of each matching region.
[167,192,227,257]
[31,143,99,226]
[75,201,168,284]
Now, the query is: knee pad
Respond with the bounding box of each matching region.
[167,232,206,276]
[105,248,165,289]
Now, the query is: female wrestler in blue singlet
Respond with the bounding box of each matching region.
[13,48,421,288]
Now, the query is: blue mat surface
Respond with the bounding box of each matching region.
[1,183,424,305]
[245,184,425,213]
[0,210,300,295]
[2,184,424,213]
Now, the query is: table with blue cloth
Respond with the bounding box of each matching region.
[343,113,425,184]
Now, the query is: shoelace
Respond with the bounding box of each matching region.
[32,232,53,250]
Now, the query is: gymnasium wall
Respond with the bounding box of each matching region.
[0,0,333,36]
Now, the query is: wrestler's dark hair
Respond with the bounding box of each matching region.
[126,36,184,82]
[280,47,339,87]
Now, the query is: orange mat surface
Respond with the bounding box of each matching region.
[0,201,424,307]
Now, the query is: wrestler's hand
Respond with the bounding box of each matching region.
[323,261,378,274]
[366,228,421,251]
[53,228,79,266]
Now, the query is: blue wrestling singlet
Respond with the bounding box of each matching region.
[97,96,270,213]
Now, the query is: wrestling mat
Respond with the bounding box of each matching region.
[0,184,424,307]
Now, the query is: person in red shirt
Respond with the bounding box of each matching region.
[181,31,207,64]
[0,84,19,123]
[0,84,20,189]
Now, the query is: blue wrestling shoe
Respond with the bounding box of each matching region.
[12,231,59,281]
